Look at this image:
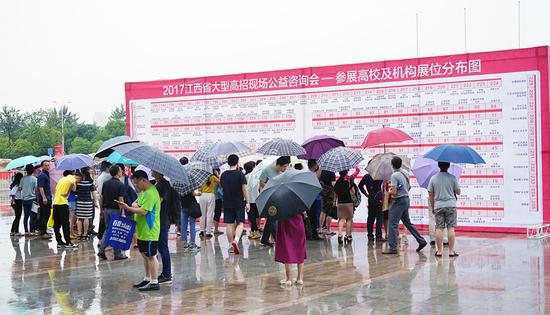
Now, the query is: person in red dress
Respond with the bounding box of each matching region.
[275,211,307,287]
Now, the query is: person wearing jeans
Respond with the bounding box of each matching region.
[37,161,53,239]
[383,156,427,254]
[20,165,37,236]
[97,165,127,260]
[180,206,199,249]
[152,171,174,284]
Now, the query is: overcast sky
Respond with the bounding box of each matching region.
[0,0,548,124]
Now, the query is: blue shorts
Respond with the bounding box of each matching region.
[224,207,245,224]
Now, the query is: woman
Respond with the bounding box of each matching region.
[199,171,219,238]
[333,170,356,244]
[275,212,307,287]
[212,168,224,235]
[9,173,23,236]
[20,165,38,236]
[75,167,97,241]
[244,162,261,239]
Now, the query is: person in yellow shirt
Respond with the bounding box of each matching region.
[198,172,219,238]
[53,170,79,249]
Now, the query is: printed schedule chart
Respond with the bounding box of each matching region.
[126,47,549,230]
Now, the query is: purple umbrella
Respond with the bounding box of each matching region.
[412,156,462,189]
[298,135,345,160]
[56,154,95,171]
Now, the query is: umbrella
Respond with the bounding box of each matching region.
[94,136,140,158]
[423,144,486,164]
[113,142,190,184]
[257,138,306,156]
[55,154,95,170]
[361,127,413,149]
[366,153,411,181]
[191,144,226,168]
[33,155,54,167]
[256,169,322,221]
[298,135,345,160]
[412,156,463,189]
[172,162,213,196]
[206,141,254,159]
[317,147,364,173]
[6,155,40,171]
[107,151,139,166]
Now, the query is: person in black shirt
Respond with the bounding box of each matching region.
[179,156,201,251]
[152,171,173,284]
[220,154,249,255]
[358,169,385,241]
[98,165,128,260]
[319,170,336,236]
[333,170,356,244]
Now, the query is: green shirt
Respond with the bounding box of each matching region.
[135,185,161,241]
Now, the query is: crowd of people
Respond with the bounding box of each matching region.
[8,152,461,291]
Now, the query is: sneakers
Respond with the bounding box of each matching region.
[133,280,150,288]
[114,255,129,260]
[248,231,261,240]
[57,243,66,249]
[97,252,107,260]
[231,241,240,255]
[139,282,160,291]
[213,230,224,235]
[182,242,190,249]
[64,243,78,249]
[158,274,172,284]
[189,244,201,251]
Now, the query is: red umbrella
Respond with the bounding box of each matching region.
[361,127,413,150]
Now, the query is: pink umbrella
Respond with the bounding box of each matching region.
[361,127,413,150]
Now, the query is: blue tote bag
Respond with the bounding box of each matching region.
[105,214,136,250]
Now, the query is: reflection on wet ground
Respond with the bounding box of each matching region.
[1,214,549,314]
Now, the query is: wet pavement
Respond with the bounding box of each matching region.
[1,213,549,315]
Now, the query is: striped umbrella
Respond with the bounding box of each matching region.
[191,144,225,168]
[317,147,364,173]
[113,142,189,184]
[172,162,213,196]
[206,141,254,160]
[257,138,306,156]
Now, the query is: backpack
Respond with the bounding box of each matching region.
[350,181,361,208]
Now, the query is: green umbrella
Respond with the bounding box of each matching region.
[107,151,139,166]
[6,155,40,171]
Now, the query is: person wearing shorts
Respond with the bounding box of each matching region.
[428,161,461,257]
[220,154,249,255]
[117,170,161,292]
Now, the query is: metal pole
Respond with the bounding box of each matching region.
[61,107,64,154]
[518,1,521,48]
[416,13,419,58]
[464,8,467,53]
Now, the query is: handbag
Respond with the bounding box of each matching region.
[47,208,54,228]
[105,214,136,250]
[349,182,361,208]
[188,200,202,219]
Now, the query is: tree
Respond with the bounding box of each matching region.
[8,139,34,158]
[70,137,92,154]
[104,119,126,138]
[91,140,103,153]
[0,106,26,145]
[110,104,126,121]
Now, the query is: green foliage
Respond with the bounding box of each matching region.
[0,105,127,159]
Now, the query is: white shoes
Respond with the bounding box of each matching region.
[280,280,292,287]
[280,279,304,286]
[294,279,304,286]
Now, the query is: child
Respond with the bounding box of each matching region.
[275,212,307,286]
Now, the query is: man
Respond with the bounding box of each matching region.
[306,160,324,240]
[97,165,128,260]
[428,162,461,257]
[52,170,78,249]
[152,170,173,284]
[92,161,111,238]
[220,154,250,255]
[259,156,290,247]
[116,170,161,292]
[37,160,53,239]
[382,156,427,254]
[358,165,384,241]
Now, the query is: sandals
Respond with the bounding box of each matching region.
[345,235,353,243]
[434,251,442,257]
[449,252,459,257]
[338,236,343,244]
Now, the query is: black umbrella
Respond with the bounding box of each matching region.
[256,170,321,221]
[94,136,140,158]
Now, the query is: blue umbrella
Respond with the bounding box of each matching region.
[56,154,95,170]
[6,155,40,171]
[423,144,485,164]
[106,151,139,166]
